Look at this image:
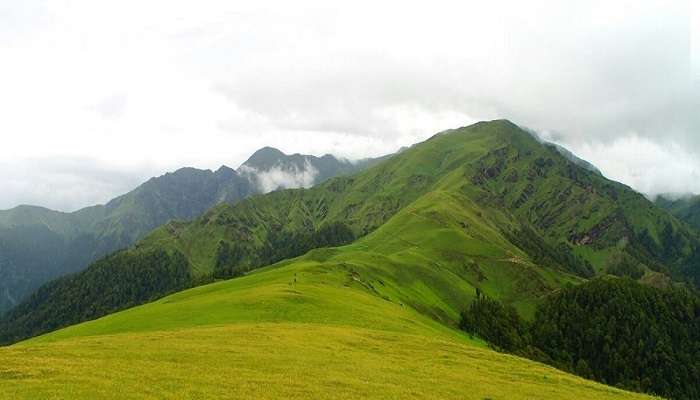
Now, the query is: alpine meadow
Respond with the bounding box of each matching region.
[1,2,699,399]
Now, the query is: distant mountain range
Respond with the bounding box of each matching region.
[0,148,388,313]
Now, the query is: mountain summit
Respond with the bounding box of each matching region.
[240,146,289,169]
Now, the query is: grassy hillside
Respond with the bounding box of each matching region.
[0,243,654,399]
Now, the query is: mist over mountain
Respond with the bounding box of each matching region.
[237,146,383,193]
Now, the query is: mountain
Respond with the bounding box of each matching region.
[655,193,700,231]
[0,121,663,399]
[154,120,696,292]
[0,148,385,314]
[2,120,699,398]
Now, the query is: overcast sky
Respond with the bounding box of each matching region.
[1,0,699,211]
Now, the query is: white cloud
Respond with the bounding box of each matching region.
[0,157,160,211]
[693,1,700,80]
[91,94,128,120]
[571,137,700,198]
[239,159,319,194]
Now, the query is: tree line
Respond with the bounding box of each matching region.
[0,248,192,345]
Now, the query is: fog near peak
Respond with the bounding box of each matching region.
[239,159,320,194]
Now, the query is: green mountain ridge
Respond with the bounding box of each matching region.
[2,120,687,399]
[4,120,698,342]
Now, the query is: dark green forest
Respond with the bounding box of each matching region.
[504,226,595,278]
[0,249,192,345]
[214,222,355,279]
[460,278,700,400]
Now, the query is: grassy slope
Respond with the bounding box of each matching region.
[0,248,652,399]
[0,326,652,400]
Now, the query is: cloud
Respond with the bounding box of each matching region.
[567,136,700,198]
[212,1,697,144]
[239,159,319,194]
[0,157,160,212]
[91,94,128,120]
[210,1,700,197]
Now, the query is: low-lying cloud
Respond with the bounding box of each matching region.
[239,159,319,194]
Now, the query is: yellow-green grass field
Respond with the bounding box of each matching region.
[0,255,656,399]
[0,323,655,400]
